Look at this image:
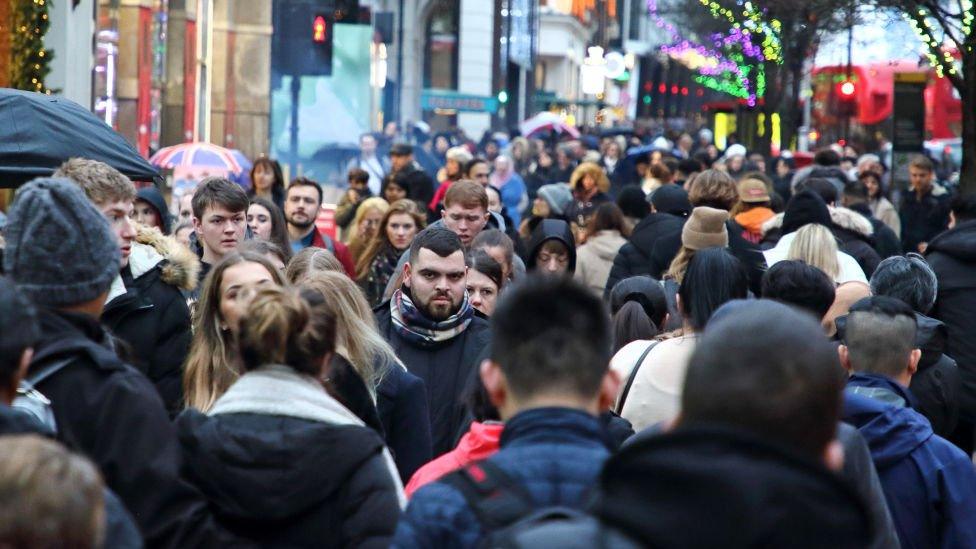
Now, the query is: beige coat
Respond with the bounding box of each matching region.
[610,334,699,432]
[574,230,627,296]
[870,197,901,238]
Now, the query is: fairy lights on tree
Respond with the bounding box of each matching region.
[10,0,53,94]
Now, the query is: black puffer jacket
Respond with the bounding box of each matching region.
[761,207,881,278]
[375,302,491,456]
[102,226,198,414]
[30,309,232,547]
[177,408,401,548]
[910,313,962,437]
[604,213,685,295]
[927,219,976,419]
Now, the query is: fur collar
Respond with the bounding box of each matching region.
[134,224,200,291]
[761,207,873,238]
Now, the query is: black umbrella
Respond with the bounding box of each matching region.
[0,88,159,188]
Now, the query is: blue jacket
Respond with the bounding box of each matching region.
[393,407,611,548]
[843,373,976,549]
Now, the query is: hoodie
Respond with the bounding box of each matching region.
[527,218,577,273]
[843,373,976,549]
[574,229,627,295]
[926,220,976,418]
[136,186,174,234]
[593,426,871,548]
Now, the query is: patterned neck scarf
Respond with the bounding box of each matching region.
[391,288,474,346]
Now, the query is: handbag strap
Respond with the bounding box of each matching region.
[615,340,659,415]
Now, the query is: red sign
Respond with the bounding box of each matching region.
[315,204,337,241]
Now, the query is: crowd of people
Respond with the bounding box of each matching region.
[0,124,974,548]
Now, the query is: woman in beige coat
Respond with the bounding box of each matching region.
[574,203,630,296]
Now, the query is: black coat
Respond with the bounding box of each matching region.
[400,166,437,210]
[604,212,686,296]
[176,411,400,548]
[329,354,384,434]
[900,186,951,253]
[927,220,976,419]
[375,304,491,455]
[593,426,870,548]
[910,313,962,437]
[848,202,902,260]
[377,365,433,482]
[30,309,231,547]
[0,406,143,549]
[651,220,767,295]
[831,225,882,278]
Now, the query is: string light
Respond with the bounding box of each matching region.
[10,0,53,93]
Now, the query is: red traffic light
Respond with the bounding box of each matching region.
[839,81,855,97]
[313,15,328,43]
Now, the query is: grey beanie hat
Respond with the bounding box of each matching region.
[2,178,120,307]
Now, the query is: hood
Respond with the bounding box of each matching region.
[594,426,869,547]
[584,230,626,261]
[915,313,949,370]
[527,219,577,272]
[734,207,775,233]
[135,186,173,234]
[0,405,54,438]
[927,219,976,261]
[843,375,932,469]
[177,410,385,520]
[134,224,200,291]
[763,206,872,238]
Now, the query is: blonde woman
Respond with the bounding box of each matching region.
[285,247,346,284]
[183,251,285,412]
[764,223,867,284]
[346,197,390,262]
[300,272,432,481]
[355,199,426,306]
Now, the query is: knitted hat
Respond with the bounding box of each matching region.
[650,185,692,217]
[737,178,771,203]
[537,183,573,216]
[682,206,729,250]
[782,190,831,235]
[2,178,120,308]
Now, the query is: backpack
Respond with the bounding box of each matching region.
[441,460,590,548]
[11,355,77,434]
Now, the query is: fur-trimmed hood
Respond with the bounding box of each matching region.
[761,206,874,238]
[108,224,200,302]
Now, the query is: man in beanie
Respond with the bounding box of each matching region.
[604,185,688,296]
[55,158,198,415]
[3,178,233,547]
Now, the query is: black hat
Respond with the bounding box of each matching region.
[782,190,831,235]
[650,185,692,218]
[390,143,413,156]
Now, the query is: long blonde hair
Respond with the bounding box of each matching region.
[299,271,404,397]
[788,224,840,281]
[347,197,389,259]
[183,251,286,411]
[664,246,695,283]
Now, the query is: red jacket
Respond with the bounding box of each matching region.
[310,229,357,279]
[404,422,503,498]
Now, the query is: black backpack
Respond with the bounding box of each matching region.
[441,460,590,548]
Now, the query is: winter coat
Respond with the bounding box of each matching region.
[592,425,871,548]
[848,202,902,260]
[405,421,504,498]
[870,196,901,238]
[764,230,867,284]
[733,207,775,244]
[0,406,144,549]
[329,354,384,434]
[843,373,976,549]
[375,303,491,456]
[650,220,767,295]
[176,365,403,548]
[494,173,528,227]
[526,218,578,273]
[336,187,372,234]
[900,184,951,253]
[393,407,611,548]
[604,213,685,295]
[102,226,197,415]
[564,191,611,234]
[400,166,437,210]
[574,230,627,296]
[761,207,881,278]
[377,364,434,482]
[926,219,976,419]
[29,308,232,547]
[610,335,699,432]
[305,227,357,278]
[909,314,961,437]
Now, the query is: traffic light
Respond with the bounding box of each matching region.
[497,90,509,104]
[836,80,857,117]
[313,15,328,43]
[273,1,334,76]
